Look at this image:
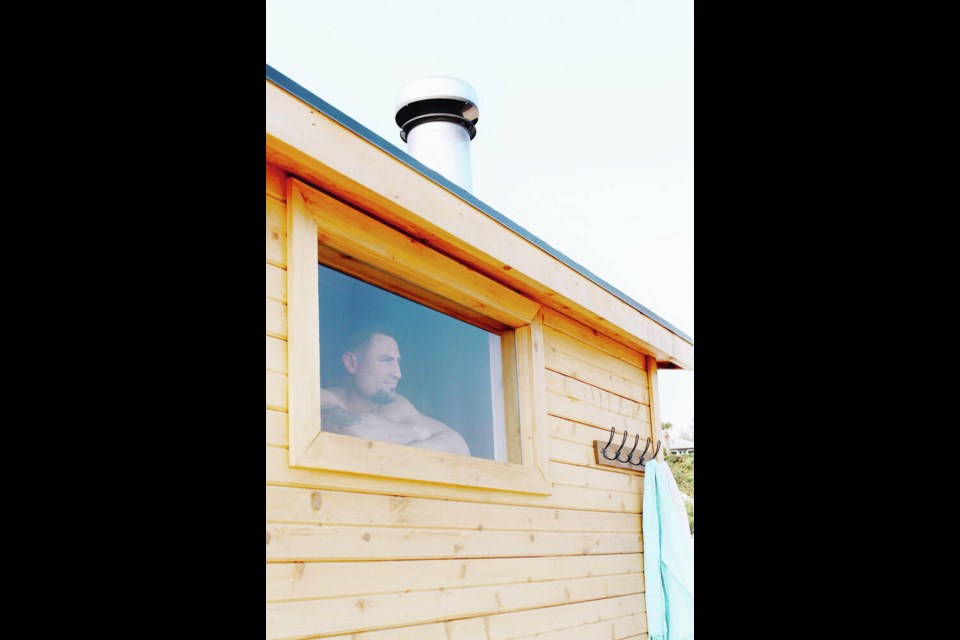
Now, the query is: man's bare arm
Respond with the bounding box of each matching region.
[319,388,469,455]
[408,424,471,456]
[320,390,430,446]
[398,403,470,456]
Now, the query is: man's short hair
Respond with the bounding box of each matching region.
[345,326,398,356]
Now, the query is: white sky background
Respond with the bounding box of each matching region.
[266,0,694,432]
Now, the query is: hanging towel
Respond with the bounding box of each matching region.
[642,459,695,640]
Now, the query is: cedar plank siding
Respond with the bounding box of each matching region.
[266,164,650,640]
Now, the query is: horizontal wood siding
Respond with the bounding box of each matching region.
[266,555,643,601]
[266,485,640,532]
[315,598,645,640]
[266,195,287,268]
[266,163,656,639]
[265,446,641,513]
[267,574,643,639]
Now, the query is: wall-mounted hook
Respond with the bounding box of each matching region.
[630,438,651,466]
[593,428,662,473]
[601,426,618,460]
[612,429,629,460]
[619,433,639,463]
[649,439,662,460]
[637,438,663,468]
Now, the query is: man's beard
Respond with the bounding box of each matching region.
[372,389,396,404]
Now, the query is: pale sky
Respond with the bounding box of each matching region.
[266,0,694,432]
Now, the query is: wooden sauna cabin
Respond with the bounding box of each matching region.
[265,66,695,640]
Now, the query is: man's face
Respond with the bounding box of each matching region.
[345,333,402,404]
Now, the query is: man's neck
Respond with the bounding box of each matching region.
[344,384,382,415]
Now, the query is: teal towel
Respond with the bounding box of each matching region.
[642,459,695,640]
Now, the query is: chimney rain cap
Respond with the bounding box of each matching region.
[395,76,479,142]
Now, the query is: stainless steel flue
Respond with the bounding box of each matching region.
[395,76,479,192]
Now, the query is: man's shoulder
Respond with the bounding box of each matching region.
[320,386,347,404]
[384,393,418,417]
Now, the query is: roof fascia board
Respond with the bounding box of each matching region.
[266,65,692,347]
[266,69,693,370]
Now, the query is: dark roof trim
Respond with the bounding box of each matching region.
[266,65,693,346]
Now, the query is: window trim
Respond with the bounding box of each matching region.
[286,178,552,494]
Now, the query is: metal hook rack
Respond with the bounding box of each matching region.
[594,426,662,472]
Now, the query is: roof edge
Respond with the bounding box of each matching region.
[265,64,693,346]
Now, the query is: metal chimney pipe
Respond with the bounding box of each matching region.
[395,77,479,192]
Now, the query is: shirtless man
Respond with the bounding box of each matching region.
[320,329,470,456]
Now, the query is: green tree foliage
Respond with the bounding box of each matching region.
[665,454,694,497]
[665,453,694,533]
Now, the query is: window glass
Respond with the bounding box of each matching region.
[318,264,519,462]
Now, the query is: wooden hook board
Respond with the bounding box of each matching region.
[593,440,655,473]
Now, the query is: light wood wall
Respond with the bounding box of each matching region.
[266,164,653,640]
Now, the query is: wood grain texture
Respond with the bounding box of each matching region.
[266,263,287,303]
[297,179,539,328]
[548,483,640,513]
[316,243,508,334]
[547,371,648,420]
[592,440,654,474]
[544,326,648,403]
[511,613,647,640]
[549,417,648,475]
[485,594,645,640]
[267,410,288,447]
[550,415,618,445]
[548,436,596,468]
[266,446,639,512]
[646,356,665,463]
[266,554,642,601]
[266,485,640,532]
[286,182,322,464]
[266,573,643,639]
[547,390,651,437]
[516,312,552,487]
[542,308,647,371]
[266,298,287,339]
[266,195,287,268]
[265,81,693,369]
[287,178,549,495]
[267,164,287,201]
[318,617,487,640]
[266,87,672,640]
[297,430,552,497]
[266,371,288,412]
[266,335,288,374]
[551,460,644,494]
[265,525,642,562]
[314,596,644,640]
[500,330,522,464]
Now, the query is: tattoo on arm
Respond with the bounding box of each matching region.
[322,405,360,432]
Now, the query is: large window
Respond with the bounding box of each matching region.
[318,264,520,462]
[285,177,551,494]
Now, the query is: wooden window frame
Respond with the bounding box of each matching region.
[286,178,552,494]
